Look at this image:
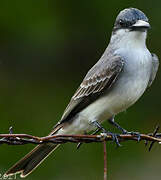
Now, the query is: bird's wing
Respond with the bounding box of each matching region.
[148,53,159,87]
[52,55,124,131]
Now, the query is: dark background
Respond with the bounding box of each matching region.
[0,1,161,180]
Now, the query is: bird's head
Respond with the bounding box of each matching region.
[114,8,150,32]
[111,8,150,48]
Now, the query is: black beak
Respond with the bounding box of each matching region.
[131,20,151,31]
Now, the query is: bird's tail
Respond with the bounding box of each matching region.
[5,143,60,178]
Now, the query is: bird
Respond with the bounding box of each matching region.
[5,7,159,178]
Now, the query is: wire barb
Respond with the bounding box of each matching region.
[148,126,160,151]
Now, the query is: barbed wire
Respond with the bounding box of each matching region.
[0,126,161,151]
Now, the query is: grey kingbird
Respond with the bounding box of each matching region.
[5,8,159,178]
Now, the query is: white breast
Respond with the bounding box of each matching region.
[79,47,152,123]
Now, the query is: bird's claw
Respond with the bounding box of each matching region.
[102,132,121,147]
[110,133,121,147]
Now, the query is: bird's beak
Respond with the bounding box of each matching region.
[131,20,151,30]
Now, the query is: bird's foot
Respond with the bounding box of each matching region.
[109,132,121,147]
[91,121,121,147]
[123,130,141,142]
[108,117,141,141]
[101,132,121,147]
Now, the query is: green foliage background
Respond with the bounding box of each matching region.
[0,1,161,179]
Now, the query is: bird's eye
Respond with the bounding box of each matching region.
[119,19,124,26]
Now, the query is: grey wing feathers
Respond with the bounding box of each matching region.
[148,53,159,87]
[73,57,124,99]
[60,55,124,122]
